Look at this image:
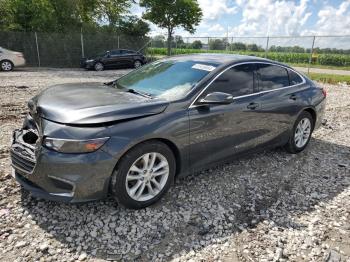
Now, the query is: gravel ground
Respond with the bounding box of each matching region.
[0,68,349,262]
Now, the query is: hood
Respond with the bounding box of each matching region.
[29,82,169,125]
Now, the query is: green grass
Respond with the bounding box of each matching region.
[147,48,350,69]
[307,73,350,84]
[288,63,350,71]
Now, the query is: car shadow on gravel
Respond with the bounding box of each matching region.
[20,137,350,261]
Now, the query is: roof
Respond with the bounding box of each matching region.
[167,53,272,66]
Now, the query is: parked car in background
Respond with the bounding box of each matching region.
[81,49,146,71]
[11,54,326,209]
[0,47,25,71]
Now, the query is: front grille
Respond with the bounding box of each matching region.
[11,145,36,174]
[11,128,38,175]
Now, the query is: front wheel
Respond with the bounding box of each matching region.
[111,141,176,209]
[1,60,13,71]
[285,111,314,153]
[94,62,104,71]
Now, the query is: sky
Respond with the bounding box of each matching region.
[131,0,350,48]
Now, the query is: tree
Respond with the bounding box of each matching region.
[231,42,246,51]
[0,0,13,30]
[152,35,166,47]
[209,39,225,50]
[140,0,202,55]
[7,0,56,31]
[118,16,150,36]
[95,0,131,27]
[191,40,202,49]
[173,35,186,48]
[246,43,259,52]
[0,0,132,33]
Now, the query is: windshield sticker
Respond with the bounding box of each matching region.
[192,64,216,72]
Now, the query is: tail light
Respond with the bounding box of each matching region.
[321,88,327,98]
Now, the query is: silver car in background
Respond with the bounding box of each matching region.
[0,47,26,71]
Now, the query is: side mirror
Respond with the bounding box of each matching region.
[198,92,234,105]
[106,51,110,58]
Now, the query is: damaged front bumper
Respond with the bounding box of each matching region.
[11,128,76,202]
[10,116,118,203]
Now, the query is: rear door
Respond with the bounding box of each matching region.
[118,50,135,67]
[189,63,268,171]
[253,63,303,145]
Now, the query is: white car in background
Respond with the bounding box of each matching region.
[0,47,25,71]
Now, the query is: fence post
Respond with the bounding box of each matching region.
[175,37,177,54]
[308,36,316,74]
[80,28,85,58]
[118,36,120,48]
[34,32,41,67]
[265,36,269,58]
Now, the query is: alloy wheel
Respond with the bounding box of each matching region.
[125,152,169,202]
[94,63,103,71]
[294,117,311,148]
[134,60,142,68]
[1,61,12,71]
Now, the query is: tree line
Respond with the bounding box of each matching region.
[0,0,203,55]
[0,0,150,37]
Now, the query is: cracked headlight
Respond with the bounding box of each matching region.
[43,137,109,153]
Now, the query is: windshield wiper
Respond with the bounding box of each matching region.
[104,80,117,86]
[103,81,152,98]
[126,89,152,99]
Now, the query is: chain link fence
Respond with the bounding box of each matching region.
[1,31,349,70]
[0,31,151,67]
[150,35,350,71]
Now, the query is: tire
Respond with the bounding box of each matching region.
[285,111,314,154]
[94,62,104,71]
[133,60,142,69]
[1,60,14,71]
[111,141,176,209]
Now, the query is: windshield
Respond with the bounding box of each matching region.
[116,60,217,100]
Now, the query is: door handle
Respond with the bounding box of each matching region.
[289,94,297,100]
[247,102,259,110]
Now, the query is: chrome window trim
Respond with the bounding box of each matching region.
[189,61,306,108]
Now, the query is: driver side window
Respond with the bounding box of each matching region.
[204,64,255,97]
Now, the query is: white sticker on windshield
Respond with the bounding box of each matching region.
[192,64,216,72]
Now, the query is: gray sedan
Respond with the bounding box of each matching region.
[11,54,326,209]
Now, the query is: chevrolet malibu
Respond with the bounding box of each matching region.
[11,54,326,209]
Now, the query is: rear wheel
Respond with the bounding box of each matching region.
[94,62,104,71]
[1,60,13,71]
[134,60,142,68]
[285,111,313,153]
[111,141,175,209]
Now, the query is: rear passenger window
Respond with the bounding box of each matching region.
[288,69,303,85]
[258,64,289,91]
[110,50,121,56]
[205,64,255,97]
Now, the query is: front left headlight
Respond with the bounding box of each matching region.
[43,137,109,153]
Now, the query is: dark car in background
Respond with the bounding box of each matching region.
[11,54,326,209]
[81,49,146,71]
